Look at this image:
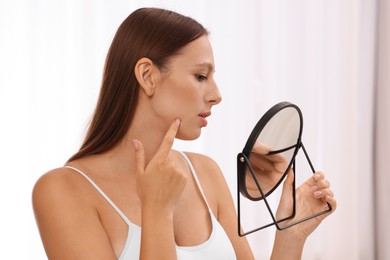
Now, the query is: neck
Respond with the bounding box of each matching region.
[95,111,170,175]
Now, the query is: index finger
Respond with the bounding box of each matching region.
[155,118,181,159]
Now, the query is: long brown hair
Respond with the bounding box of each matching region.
[68,8,208,162]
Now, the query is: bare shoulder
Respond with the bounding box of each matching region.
[182,152,226,183]
[33,168,73,202]
[32,167,98,234]
[33,167,78,191]
[32,167,91,207]
[32,167,116,259]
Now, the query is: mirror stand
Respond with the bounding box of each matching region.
[237,141,333,236]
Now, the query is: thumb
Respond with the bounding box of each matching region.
[133,139,145,176]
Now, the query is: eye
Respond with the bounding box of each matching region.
[195,74,207,81]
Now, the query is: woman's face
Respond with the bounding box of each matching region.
[150,35,222,140]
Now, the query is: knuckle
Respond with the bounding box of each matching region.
[318,179,330,188]
[179,171,187,181]
[165,136,174,147]
[158,158,171,168]
[177,172,187,186]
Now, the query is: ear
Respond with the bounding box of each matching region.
[134,57,158,96]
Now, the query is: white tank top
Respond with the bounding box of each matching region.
[64,151,236,259]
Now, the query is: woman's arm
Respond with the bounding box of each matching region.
[32,169,118,260]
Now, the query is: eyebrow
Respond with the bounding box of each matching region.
[194,62,215,72]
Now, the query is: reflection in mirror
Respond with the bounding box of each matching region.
[244,106,301,200]
[245,144,292,199]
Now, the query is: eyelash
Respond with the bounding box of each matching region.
[195,74,208,81]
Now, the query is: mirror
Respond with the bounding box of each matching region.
[239,103,302,200]
[237,101,332,236]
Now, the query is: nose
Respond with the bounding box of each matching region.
[207,80,222,105]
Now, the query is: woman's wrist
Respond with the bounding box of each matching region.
[140,203,177,260]
[141,202,175,224]
[271,230,306,260]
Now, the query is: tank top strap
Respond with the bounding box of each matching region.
[177,151,213,212]
[63,165,132,226]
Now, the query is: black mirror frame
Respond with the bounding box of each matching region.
[237,101,332,236]
[238,102,303,201]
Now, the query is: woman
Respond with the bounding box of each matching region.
[32,7,336,259]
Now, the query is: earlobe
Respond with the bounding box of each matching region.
[134,57,156,96]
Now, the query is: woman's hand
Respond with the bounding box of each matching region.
[133,119,186,259]
[276,170,337,240]
[133,118,187,213]
[270,171,336,260]
[248,141,336,238]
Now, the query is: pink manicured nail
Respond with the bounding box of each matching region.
[313,173,320,181]
[310,185,319,192]
[176,118,181,126]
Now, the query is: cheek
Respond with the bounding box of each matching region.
[152,93,190,119]
[153,83,200,117]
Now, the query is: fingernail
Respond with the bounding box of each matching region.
[176,118,181,126]
[133,140,139,151]
[313,173,320,181]
[309,185,319,192]
[314,191,322,198]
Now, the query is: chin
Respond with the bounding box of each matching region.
[176,129,202,141]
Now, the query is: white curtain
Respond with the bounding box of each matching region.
[0,0,388,259]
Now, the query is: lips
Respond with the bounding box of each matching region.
[198,111,211,118]
[198,111,211,127]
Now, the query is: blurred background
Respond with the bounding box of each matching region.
[0,0,388,259]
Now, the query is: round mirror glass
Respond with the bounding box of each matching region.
[239,103,302,201]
